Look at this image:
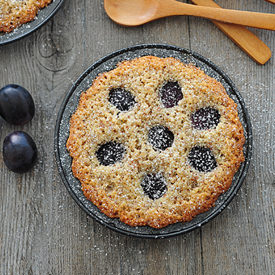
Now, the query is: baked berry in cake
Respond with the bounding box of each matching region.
[0,0,53,33]
[66,56,245,228]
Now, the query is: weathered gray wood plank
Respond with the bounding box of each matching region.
[0,0,274,274]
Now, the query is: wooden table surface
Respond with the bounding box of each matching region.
[0,1,274,274]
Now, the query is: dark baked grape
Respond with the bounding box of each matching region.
[0,84,35,125]
[109,88,136,111]
[96,141,125,166]
[148,125,174,151]
[191,107,220,130]
[188,146,217,172]
[3,131,37,173]
[160,81,183,108]
[141,173,167,200]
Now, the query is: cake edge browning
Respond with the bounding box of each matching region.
[66,56,245,229]
[0,0,53,33]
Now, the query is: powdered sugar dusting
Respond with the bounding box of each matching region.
[148,125,174,151]
[0,0,62,45]
[188,146,217,173]
[55,45,252,237]
[141,173,167,200]
[191,107,220,130]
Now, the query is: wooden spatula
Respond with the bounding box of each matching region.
[265,0,275,4]
[191,0,272,64]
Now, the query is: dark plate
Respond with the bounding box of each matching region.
[54,44,253,239]
[0,0,64,46]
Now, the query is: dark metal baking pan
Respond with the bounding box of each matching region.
[0,0,64,46]
[54,44,253,238]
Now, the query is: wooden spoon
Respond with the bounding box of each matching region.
[191,0,271,64]
[265,0,275,3]
[104,0,275,30]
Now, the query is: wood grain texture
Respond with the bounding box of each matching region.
[0,0,274,274]
[191,0,271,64]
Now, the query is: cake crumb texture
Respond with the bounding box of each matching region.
[67,56,245,228]
[0,0,52,32]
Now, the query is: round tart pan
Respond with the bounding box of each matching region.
[0,0,64,46]
[55,44,252,238]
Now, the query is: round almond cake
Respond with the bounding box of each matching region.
[0,0,52,32]
[66,56,245,228]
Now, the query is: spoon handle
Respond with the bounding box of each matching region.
[163,1,275,30]
[191,0,271,64]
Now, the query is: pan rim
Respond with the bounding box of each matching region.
[0,0,64,46]
[54,44,253,239]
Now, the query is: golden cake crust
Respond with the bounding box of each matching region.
[67,56,245,228]
[0,0,52,33]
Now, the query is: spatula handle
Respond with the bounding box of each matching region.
[191,0,271,64]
